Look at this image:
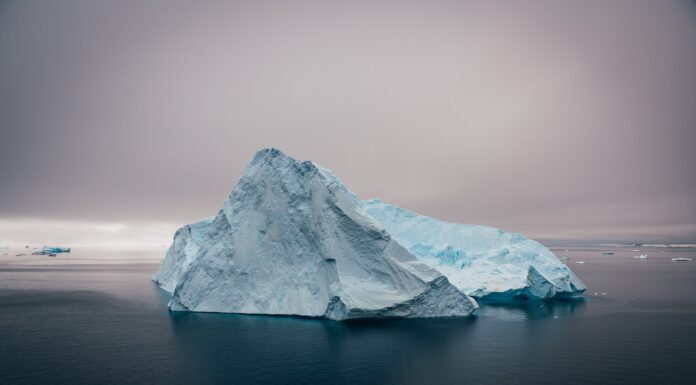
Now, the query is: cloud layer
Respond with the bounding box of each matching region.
[1,0,695,244]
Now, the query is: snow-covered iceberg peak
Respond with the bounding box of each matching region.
[154,148,477,320]
[361,199,586,301]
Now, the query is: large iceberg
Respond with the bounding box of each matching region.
[154,149,477,320]
[361,199,586,301]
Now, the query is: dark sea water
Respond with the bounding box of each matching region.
[1,246,695,385]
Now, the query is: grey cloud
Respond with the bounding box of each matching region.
[1,0,695,243]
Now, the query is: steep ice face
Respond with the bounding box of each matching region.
[154,149,477,320]
[153,217,214,293]
[361,199,586,300]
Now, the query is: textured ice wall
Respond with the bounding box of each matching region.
[154,149,477,320]
[361,199,586,300]
[153,217,214,293]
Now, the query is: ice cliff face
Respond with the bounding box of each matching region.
[361,199,586,300]
[154,217,214,293]
[154,149,477,320]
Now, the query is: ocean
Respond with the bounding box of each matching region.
[1,245,695,385]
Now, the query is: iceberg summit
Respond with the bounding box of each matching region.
[154,148,584,320]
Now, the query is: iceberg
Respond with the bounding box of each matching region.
[31,246,71,256]
[42,246,71,253]
[154,149,477,320]
[361,199,586,301]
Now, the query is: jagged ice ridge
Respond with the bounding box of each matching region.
[154,149,478,320]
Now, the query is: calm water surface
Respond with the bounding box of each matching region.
[1,246,695,385]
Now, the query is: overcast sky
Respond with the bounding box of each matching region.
[1,0,695,246]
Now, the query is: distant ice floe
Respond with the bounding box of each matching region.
[42,246,71,253]
[645,244,696,248]
[600,243,695,249]
[31,246,72,257]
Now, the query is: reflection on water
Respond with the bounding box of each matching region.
[166,309,484,385]
[477,299,586,321]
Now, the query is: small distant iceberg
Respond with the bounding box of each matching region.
[42,246,71,253]
[31,246,71,256]
[602,252,614,255]
[574,261,586,264]
[645,244,696,248]
[671,258,693,262]
[633,255,648,260]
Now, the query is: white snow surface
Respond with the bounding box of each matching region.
[154,149,477,320]
[361,199,586,300]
